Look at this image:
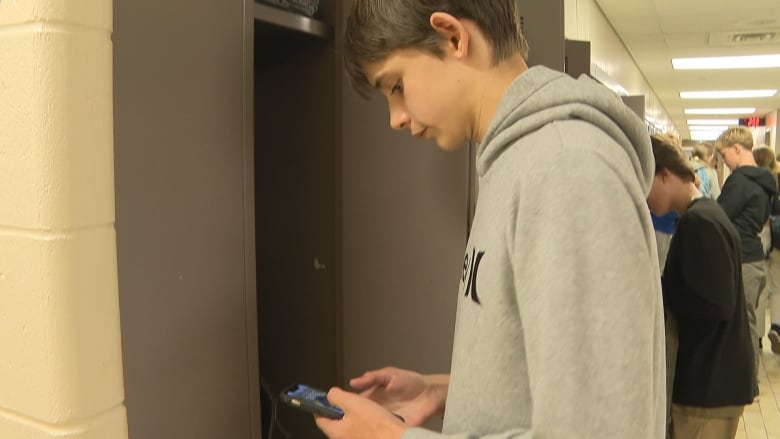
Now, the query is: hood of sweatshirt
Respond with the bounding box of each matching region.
[477,66,653,195]
[733,165,777,196]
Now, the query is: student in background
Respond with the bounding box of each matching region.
[754,146,780,354]
[649,134,754,439]
[716,127,777,396]
[691,143,720,199]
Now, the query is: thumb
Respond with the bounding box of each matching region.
[328,387,384,415]
[326,387,353,409]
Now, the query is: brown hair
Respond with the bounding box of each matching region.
[753,145,780,174]
[692,143,713,161]
[655,132,681,148]
[651,134,695,183]
[345,0,529,96]
[716,126,754,151]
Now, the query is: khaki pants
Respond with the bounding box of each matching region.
[743,260,767,393]
[670,404,743,439]
[760,250,780,331]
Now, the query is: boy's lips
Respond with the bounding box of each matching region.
[412,128,428,138]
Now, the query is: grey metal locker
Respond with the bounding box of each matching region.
[114,0,260,438]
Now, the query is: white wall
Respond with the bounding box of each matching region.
[565,0,675,134]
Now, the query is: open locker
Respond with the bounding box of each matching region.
[254,2,340,438]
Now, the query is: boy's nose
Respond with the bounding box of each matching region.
[389,107,411,131]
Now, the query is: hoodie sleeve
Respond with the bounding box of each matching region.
[403,428,530,439]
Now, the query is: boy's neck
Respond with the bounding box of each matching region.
[472,55,529,143]
[675,182,702,214]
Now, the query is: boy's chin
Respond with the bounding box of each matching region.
[435,138,468,152]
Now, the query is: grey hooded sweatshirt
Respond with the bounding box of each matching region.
[404,66,666,439]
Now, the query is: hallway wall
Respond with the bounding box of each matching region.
[564,0,675,133]
[0,0,128,438]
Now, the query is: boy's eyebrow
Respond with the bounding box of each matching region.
[372,73,386,89]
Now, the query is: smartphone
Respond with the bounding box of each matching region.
[279,384,344,419]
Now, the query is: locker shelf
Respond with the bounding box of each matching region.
[254,2,332,39]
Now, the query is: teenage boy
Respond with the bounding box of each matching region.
[716,126,777,395]
[648,134,754,439]
[316,1,666,438]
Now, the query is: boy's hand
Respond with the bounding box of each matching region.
[315,387,407,439]
[351,367,448,426]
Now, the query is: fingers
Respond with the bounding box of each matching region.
[327,386,376,412]
[350,367,394,390]
[315,387,410,439]
[327,387,407,420]
[349,370,381,390]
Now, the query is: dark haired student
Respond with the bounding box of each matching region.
[648,135,754,439]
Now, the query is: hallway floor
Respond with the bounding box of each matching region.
[738,343,780,438]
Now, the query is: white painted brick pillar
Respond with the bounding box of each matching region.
[0,0,129,437]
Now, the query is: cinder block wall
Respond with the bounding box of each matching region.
[0,0,128,437]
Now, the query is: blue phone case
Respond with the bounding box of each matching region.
[279,384,344,419]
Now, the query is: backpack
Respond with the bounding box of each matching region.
[771,174,780,250]
[771,216,780,251]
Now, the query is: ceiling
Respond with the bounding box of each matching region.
[594,0,780,140]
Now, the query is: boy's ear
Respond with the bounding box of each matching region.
[429,12,469,58]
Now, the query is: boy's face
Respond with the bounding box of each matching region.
[363,49,471,151]
[716,143,739,170]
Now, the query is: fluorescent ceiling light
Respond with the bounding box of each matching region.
[688,127,727,133]
[689,125,729,131]
[684,108,755,115]
[680,89,777,99]
[672,54,780,70]
[689,129,726,134]
[688,131,721,141]
[688,129,723,138]
[687,119,739,125]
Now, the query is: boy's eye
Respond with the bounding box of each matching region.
[391,82,403,95]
